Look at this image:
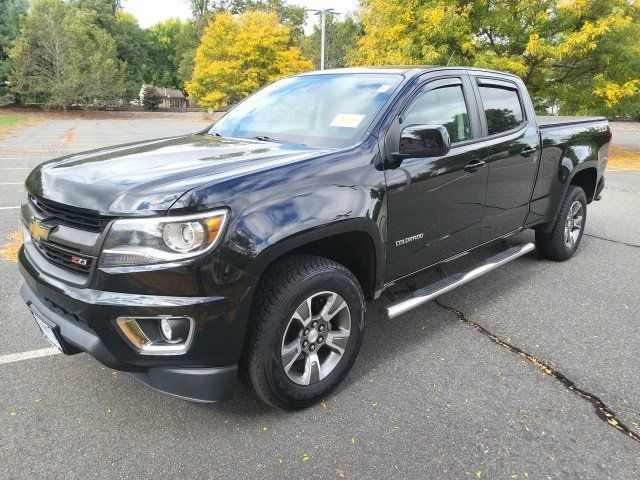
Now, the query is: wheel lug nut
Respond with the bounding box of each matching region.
[312,321,318,328]
[304,329,309,335]
[302,340,308,348]
[310,345,315,351]
[318,325,324,332]
[318,336,323,343]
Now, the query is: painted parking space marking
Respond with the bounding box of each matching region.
[0,157,51,160]
[0,206,20,210]
[0,347,61,365]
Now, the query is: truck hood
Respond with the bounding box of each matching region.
[26,134,327,215]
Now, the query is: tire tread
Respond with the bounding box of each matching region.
[535,185,586,261]
[247,254,362,409]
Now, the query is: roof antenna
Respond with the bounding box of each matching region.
[446,52,455,66]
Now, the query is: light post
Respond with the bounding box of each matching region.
[307,8,340,70]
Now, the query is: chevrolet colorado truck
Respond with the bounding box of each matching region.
[19,67,610,409]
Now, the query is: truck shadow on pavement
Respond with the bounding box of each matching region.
[216,238,541,416]
[92,232,639,446]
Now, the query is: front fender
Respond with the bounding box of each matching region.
[219,183,386,283]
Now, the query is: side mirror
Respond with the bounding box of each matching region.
[391,125,451,161]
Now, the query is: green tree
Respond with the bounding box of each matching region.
[188,0,215,18]
[71,0,119,30]
[354,0,640,115]
[186,10,312,108]
[186,0,306,37]
[302,15,362,70]
[141,84,162,110]
[176,19,207,88]
[0,0,29,98]
[10,0,125,110]
[112,12,150,98]
[146,18,188,88]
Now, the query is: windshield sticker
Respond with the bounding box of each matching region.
[377,84,392,93]
[330,114,366,128]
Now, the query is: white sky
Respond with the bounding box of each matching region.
[121,0,359,30]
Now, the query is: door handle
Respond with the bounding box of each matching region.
[464,160,486,173]
[521,146,537,157]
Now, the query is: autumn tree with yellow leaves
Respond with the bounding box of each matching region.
[187,10,312,109]
[353,0,640,115]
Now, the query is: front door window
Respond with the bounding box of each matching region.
[403,85,472,143]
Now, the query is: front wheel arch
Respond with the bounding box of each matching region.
[249,219,384,300]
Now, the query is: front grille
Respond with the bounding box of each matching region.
[34,240,95,276]
[29,195,113,233]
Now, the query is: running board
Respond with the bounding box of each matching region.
[385,242,535,319]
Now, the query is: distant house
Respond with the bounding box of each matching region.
[139,84,189,109]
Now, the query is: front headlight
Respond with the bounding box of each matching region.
[100,209,228,267]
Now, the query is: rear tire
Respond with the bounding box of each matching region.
[247,254,365,409]
[535,185,587,261]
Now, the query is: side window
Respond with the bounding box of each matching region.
[402,85,471,143]
[478,86,525,135]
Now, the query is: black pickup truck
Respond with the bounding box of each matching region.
[19,67,610,409]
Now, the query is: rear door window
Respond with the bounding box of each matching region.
[478,86,525,135]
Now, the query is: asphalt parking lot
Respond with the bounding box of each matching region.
[0,115,638,479]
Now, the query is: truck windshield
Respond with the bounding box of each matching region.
[209,73,402,148]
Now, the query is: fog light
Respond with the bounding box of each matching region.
[159,317,191,344]
[116,318,150,349]
[116,316,195,355]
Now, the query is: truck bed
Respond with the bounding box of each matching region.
[536,115,606,129]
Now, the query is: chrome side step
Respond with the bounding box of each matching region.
[385,242,535,319]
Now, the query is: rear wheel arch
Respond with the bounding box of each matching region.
[535,184,587,261]
[537,164,599,234]
[568,166,598,203]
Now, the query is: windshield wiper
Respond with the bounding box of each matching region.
[252,135,283,143]
[252,135,307,147]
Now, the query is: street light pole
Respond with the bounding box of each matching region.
[320,9,326,70]
[307,8,339,70]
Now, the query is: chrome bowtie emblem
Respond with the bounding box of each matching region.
[28,217,51,243]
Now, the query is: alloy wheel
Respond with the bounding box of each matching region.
[280,291,351,386]
[564,200,584,248]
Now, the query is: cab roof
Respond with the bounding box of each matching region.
[298,66,522,81]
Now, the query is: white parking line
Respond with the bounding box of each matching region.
[0,206,20,210]
[0,347,61,365]
[0,183,23,185]
[0,167,29,170]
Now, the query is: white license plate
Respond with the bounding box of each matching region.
[33,312,62,352]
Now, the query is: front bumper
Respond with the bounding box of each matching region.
[18,243,254,402]
[21,281,237,402]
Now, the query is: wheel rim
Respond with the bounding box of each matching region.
[564,200,584,248]
[280,291,351,386]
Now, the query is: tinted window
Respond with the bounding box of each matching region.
[479,86,525,135]
[403,85,471,143]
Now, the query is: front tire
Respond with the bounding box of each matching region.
[535,185,587,261]
[247,254,365,409]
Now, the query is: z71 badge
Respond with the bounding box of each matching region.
[395,233,424,247]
